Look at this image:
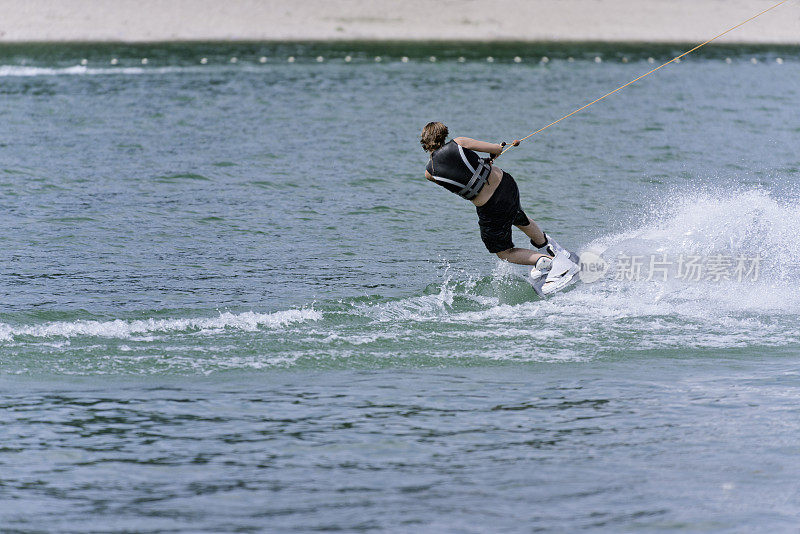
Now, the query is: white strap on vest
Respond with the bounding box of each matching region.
[460,161,491,199]
[430,142,492,200]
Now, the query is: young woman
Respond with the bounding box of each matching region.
[421,121,578,294]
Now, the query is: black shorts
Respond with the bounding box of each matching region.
[476,172,530,253]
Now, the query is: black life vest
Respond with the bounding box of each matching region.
[426,140,492,200]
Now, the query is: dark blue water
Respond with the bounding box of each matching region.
[1,42,799,532]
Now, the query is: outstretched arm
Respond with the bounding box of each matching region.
[454,137,502,155]
[454,137,521,156]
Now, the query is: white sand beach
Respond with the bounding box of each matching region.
[0,0,797,43]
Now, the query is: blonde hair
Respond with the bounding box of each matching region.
[420,122,448,152]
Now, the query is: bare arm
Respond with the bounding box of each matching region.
[424,170,435,182]
[454,137,521,156]
[453,137,502,156]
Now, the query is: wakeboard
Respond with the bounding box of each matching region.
[528,248,582,298]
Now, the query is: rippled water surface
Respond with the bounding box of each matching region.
[2,42,800,532]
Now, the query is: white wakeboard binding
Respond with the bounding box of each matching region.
[537,233,580,264]
[529,255,552,280]
[540,250,580,295]
[529,234,581,297]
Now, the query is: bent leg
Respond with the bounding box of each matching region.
[496,248,549,266]
[514,215,546,248]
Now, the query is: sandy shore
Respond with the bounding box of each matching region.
[0,0,797,44]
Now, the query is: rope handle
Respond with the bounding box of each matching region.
[491,140,520,161]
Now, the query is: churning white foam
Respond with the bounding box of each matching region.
[582,187,800,313]
[0,309,321,342]
[344,187,800,345]
[3,189,798,362]
[593,188,798,264]
[347,187,800,354]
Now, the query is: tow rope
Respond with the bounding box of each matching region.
[499,0,790,157]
